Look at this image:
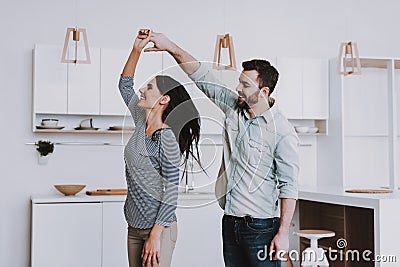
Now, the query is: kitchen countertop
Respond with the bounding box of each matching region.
[298,185,400,209]
[32,186,400,209]
[31,191,217,204]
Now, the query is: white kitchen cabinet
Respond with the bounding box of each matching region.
[32,45,136,132]
[31,202,102,267]
[297,137,317,187]
[395,66,400,188]
[100,48,129,116]
[173,200,224,267]
[33,44,68,114]
[102,202,128,267]
[67,47,101,115]
[343,67,388,136]
[302,59,329,119]
[276,58,303,119]
[33,44,101,115]
[276,57,329,120]
[318,58,399,190]
[31,195,224,267]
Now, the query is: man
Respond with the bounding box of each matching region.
[145,31,299,267]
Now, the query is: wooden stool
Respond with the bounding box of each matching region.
[294,230,335,266]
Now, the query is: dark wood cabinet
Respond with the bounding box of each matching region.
[299,200,374,267]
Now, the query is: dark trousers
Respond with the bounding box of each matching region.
[222,215,281,267]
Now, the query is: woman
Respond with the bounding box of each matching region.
[119,29,201,267]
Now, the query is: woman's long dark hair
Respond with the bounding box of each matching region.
[155,75,202,177]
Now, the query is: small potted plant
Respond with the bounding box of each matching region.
[35,140,55,164]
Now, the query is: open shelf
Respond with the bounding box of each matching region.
[33,113,134,134]
[290,119,328,136]
[297,133,326,136]
[359,58,392,69]
[34,129,134,134]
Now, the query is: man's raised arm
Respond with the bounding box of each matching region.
[145,32,200,75]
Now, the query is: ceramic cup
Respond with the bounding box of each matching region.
[41,119,59,127]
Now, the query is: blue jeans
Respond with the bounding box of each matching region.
[222,215,281,267]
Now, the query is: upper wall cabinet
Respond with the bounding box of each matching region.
[33,44,133,117]
[33,44,68,114]
[276,57,329,120]
[67,47,101,115]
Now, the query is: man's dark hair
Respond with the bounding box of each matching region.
[242,59,279,96]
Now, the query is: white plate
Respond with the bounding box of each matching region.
[36,125,65,130]
[74,127,99,130]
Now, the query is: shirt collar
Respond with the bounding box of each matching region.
[242,98,279,124]
[260,98,279,124]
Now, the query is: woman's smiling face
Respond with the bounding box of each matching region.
[138,78,164,110]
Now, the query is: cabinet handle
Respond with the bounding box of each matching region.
[298,143,312,147]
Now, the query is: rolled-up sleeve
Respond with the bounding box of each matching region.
[188,63,238,113]
[274,133,299,199]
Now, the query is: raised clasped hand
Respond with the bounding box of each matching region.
[144,31,173,53]
[133,29,151,51]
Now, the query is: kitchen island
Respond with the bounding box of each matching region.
[290,186,400,267]
[31,187,400,267]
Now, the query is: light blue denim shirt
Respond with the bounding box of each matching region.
[189,64,299,218]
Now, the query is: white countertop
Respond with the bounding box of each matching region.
[31,191,217,204]
[32,186,400,209]
[299,185,400,209]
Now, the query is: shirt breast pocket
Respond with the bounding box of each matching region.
[248,139,274,179]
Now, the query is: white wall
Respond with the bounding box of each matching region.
[2,0,400,266]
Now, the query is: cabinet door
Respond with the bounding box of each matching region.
[100,48,130,115]
[33,44,68,114]
[297,137,317,186]
[344,137,390,188]
[102,202,128,267]
[302,58,329,119]
[343,68,389,135]
[67,47,101,114]
[397,70,400,187]
[172,201,224,267]
[276,58,303,119]
[31,203,102,267]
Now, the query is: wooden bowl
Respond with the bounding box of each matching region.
[54,184,86,196]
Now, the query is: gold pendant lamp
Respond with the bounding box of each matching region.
[213,33,236,70]
[61,0,90,64]
[336,41,361,75]
[61,27,90,64]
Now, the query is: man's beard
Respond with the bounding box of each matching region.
[236,91,259,110]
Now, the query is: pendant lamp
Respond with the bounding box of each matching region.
[61,27,91,64]
[213,34,236,70]
[337,41,361,75]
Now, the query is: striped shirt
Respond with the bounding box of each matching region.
[119,76,181,229]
